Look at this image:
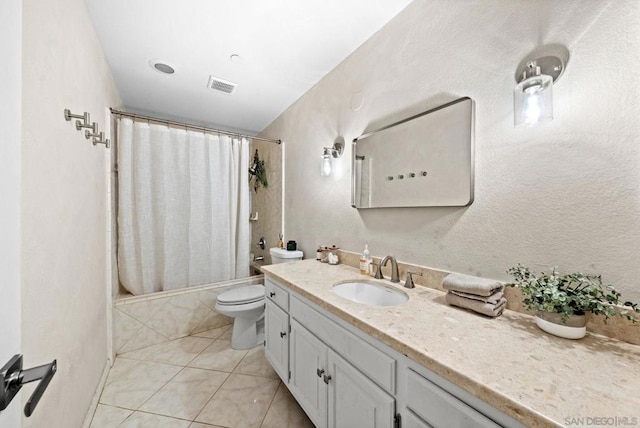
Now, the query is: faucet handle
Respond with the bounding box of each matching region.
[404,271,423,289]
[373,262,383,279]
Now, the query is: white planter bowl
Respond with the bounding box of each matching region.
[535,311,586,339]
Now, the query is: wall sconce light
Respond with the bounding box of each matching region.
[320,138,344,176]
[514,55,565,126]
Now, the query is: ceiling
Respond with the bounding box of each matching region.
[85,0,413,135]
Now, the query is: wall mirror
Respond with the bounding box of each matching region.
[351,97,474,209]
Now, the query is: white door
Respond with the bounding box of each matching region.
[264,300,289,382]
[327,349,395,428]
[0,0,23,426]
[289,319,327,428]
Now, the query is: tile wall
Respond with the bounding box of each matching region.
[113,277,264,354]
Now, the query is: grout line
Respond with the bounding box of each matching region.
[105,334,291,427]
[121,409,193,423]
[133,365,185,415]
[258,380,282,428]
[191,370,235,425]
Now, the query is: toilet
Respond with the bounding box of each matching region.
[215,285,266,350]
[270,247,303,265]
[215,247,303,350]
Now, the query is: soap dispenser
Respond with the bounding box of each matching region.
[360,245,371,275]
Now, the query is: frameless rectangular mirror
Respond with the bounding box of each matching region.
[351,97,474,209]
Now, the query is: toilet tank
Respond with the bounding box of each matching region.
[270,247,303,264]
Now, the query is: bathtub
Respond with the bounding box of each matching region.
[113,275,264,355]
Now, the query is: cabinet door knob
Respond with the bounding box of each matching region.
[323,374,332,384]
[316,368,324,378]
[269,292,276,297]
[280,331,286,338]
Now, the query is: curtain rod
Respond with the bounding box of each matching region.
[110,108,281,145]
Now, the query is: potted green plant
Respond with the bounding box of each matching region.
[506,264,639,339]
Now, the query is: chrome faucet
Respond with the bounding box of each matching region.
[375,255,400,283]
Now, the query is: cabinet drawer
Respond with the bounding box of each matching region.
[291,296,396,395]
[265,278,289,311]
[406,368,500,428]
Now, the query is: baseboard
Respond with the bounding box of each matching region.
[81,359,112,428]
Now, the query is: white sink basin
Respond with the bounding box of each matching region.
[332,280,408,306]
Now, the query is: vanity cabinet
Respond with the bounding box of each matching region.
[264,275,523,428]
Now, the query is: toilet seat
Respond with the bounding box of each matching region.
[217,284,265,306]
[215,298,264,313]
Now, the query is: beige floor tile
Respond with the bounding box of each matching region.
[191,325,230,339]
[234,346,279,379]
[191,311,233,335]
[89,404,133,428]
[139,367,228,420]
[260,383,314,428]
[195,374,279,428]
[117,341,170,361]
[99,361,182,410]
[119,411,191,428]
[147,336,213,366]
[105,358,141,385]
[218,326,233,340]
[188,339,247,372]
[119,324,170,354]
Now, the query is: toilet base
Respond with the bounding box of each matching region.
[230,315,265,350]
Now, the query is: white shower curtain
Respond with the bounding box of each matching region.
[117,118,250,295]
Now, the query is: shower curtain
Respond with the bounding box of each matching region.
[117,118,250,295]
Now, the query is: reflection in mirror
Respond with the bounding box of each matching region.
[352,97,474,209]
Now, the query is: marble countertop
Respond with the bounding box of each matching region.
[262,259,640,428]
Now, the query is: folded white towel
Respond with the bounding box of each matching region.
[442,273,504,297]
[445,292,507,317]
[449,289,504,305]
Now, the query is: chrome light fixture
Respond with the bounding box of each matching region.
[320,138,344,177]
[514,55,565,126]
[320,148,333,176]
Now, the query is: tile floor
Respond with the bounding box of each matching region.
[90,325,314,428]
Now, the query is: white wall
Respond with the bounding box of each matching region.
[21,0,121,426]
[0,0,22,425]
[260,0,640,302]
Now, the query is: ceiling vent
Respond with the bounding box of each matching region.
[207,75,237,94]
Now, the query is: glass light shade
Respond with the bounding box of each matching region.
[514,74,553,126]
[321,153,332,176]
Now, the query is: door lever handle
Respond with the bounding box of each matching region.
[0,354,57,417]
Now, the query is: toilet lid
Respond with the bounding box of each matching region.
[217,285,265,305]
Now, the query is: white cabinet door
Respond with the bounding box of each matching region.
[327,349,395,428]
[406,368,501,428]
[265,299,289,382]
[289,319,328,428]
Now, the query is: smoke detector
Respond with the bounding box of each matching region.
[207,75,237,94]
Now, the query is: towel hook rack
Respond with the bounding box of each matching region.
[64,108,110,150]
